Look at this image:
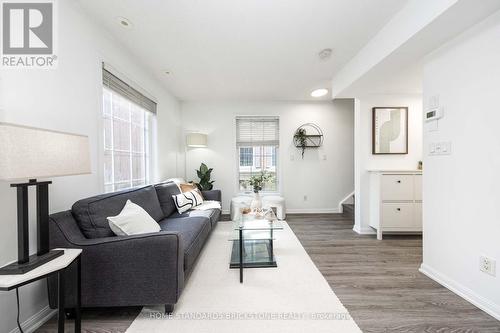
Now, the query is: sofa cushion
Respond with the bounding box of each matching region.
[72,186,163,239]
[159,216,211,272]
[107,200,161,236]
[155,182,181,217]
[170,208,220,228]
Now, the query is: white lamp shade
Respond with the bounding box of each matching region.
[0,122,91,181]
[186,133,208,148]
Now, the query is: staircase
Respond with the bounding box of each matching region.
[342,203,354,219]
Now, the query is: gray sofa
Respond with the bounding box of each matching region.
[47,182,221,312]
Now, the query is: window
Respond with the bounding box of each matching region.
[236,116,279,192]
[239,147,253,166]
[102,67,156,193]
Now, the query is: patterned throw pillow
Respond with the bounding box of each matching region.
[172,189,204,214]
[178,182,204,199]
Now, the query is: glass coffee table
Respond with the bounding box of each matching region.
[229,215,284,283]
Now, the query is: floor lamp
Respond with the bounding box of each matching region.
[0,122,91,274]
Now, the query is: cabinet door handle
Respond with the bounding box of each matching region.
[396,208,401,211]
[396,180,401,183]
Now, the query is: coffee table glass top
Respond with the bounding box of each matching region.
[229,216,283,241]
[231,218,283,240]
[232,215,284,230]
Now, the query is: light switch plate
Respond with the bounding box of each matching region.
[429,143,437,155]
[440,142,452,155]
[429,142,452,156]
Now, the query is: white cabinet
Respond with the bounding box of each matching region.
[381,175,414,201]
[369,171,422,240]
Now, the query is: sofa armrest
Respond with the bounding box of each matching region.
[48,211,184,308]
[202,189,221,202]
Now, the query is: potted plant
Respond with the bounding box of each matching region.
[195,163,215,191]
[247,171,274,210]
[294,128,307,159]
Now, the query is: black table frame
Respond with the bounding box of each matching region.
[0,254,81,333]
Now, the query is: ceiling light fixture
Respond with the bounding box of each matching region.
[311,88,329,98]
[115,16,133,29]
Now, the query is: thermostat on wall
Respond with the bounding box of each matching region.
[425,107,443,122]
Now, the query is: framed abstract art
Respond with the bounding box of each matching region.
[372,107,408,154]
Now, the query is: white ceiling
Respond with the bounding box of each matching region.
[77,0,408,101]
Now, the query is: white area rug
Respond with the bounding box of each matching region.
[126,221,362,333]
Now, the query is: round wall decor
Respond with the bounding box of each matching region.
[293,123,324,158]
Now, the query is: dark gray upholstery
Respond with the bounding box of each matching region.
[155,182,181,217]
[48,210,184,308]
[48,184,221,310]
[72,186,164,239]
[159,216,211,272]
[202,189,222,202]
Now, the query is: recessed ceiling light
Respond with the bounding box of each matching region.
[311,88,329,97]
[115,16,133,29]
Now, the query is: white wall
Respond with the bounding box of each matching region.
[0,1,180,332]
[354,94,423,233]
[420,10,500,319]
[180,100,354,213]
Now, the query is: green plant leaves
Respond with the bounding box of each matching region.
[196,163,215,191]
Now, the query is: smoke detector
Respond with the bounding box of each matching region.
[318,48,333,61]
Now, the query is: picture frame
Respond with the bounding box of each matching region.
[372,107,408,155]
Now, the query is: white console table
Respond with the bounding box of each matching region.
[368,170,422,240]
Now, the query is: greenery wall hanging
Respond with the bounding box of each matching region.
[293,123,324,158]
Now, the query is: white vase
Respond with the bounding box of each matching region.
[250,191,262,210]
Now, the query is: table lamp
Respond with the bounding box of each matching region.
[0,122,91,274]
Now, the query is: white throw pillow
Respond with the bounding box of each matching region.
[172,189,204,214]
[107,200,161,236]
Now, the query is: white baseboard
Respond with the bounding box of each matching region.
[352,224,376,235]
[9,305,56,333]
[419,263,500,321]
[286,208,339,214]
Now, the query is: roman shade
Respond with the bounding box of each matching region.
[102,66,157,114]
[236,116,279,146]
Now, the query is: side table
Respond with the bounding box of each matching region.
[0,248,82,333]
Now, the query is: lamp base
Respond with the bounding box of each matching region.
[0,250,64,275]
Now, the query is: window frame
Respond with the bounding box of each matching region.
[235,116,280,194]
[101,86,155,193]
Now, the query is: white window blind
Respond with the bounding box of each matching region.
[236,117,279,146]
[236,116,279,192]
[102,67,157,114]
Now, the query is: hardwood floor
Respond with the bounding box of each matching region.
[287,213,500,333]
[36,214,499,332]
